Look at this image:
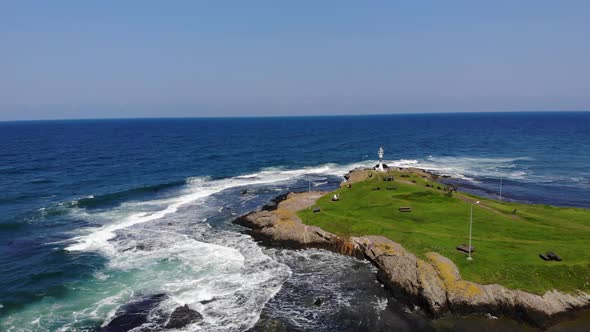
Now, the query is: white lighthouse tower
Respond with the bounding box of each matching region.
[378,146,385,172]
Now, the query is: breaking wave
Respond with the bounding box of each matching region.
[384,156,533,181]
[2,163,366,331]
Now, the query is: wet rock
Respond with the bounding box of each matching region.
[255,317,288,332]
[101,293,167,332]
[165,304,202,329]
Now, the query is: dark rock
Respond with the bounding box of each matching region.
[313,298,323,306]
[255,317,288,332]
[313,208,321,213]
[101,293,167,332]
[165,304,202,329]
[261,193,289,211]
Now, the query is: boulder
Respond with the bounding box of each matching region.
[101,293,167,332]
[165,304,202,329]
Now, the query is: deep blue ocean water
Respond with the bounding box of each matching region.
[1,112,589,331]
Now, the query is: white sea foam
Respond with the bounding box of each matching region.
[374,296,389,314]
[65,164,357,254]
[383,156,533,181]
[52,165,363,331]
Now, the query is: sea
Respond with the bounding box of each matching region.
[0,112,589,331]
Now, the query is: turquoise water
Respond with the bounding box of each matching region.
[1,112,589,331]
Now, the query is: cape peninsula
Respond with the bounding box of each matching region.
[234,167,590,329]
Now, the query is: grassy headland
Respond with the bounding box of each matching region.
[299,169,590,294]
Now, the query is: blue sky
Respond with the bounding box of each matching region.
[1,0,589,120]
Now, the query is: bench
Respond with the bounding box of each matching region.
[456,244,475,254]
[547,252,562,261]
[539,253,550,261]
[539,251,562,261]
[398,207,412,212]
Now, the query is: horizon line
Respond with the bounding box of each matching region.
[1,109,589,123]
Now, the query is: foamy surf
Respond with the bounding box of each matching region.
[384,156,533,181]
[65,165,351,253]
[35,164,359,331]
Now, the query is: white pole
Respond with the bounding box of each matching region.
[468,201,479,261]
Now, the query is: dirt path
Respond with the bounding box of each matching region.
[456,193,520,219]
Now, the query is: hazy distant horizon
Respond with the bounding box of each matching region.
[2,1,589,121]
[1,109,589,123]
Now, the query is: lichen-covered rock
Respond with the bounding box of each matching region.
[359,236,421,300]
[416,259,448,315]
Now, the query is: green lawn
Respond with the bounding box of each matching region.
[298,171,590,294]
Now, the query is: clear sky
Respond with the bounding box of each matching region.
[1,0,589,120]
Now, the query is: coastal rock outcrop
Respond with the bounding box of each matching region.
[101,293,167,332]
[234,192,345,252]
[165,304,203,329]
[234,189,590,329]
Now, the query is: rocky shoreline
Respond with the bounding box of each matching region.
[233,172,590,329]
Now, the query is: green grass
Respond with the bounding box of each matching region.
[298,171,590,294]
